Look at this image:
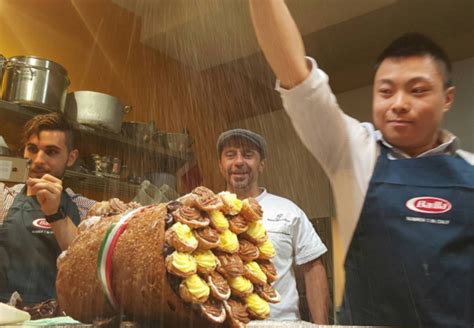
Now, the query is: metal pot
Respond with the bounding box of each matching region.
[164,133,193,153]
[122,121,155,143]
[0,55,6,89]
[1,56,70,112]
[64,91,132,134]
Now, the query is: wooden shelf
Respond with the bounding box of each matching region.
[0,100,192,165]
[63,170,140,201]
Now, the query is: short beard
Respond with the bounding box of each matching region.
[229,178,251,193]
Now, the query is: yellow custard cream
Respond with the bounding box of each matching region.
[246,221,266,240]
[219,191,243,215]
[172,251,197,273]
[185,274,210,299]
[209,210,229,231]
[258,240,276,258]
[173,222,198,247]
[219,229,239,252]
[246,293,270,317]
[194,249,217,269]
[245,261,267,283]
[229,276,253,292]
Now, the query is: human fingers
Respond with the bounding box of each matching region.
[28,180,63,196]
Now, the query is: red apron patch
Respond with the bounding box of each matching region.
[32,218,52,229]
[406,196,452,214]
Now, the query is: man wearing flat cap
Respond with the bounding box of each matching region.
[217,128,330,323]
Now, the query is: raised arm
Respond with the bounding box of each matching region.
[249,0,309,88]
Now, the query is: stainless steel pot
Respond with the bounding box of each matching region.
[164,133,193,153]
[1,56,70,112]
[64,91,132,134]
[0,55,5,89]
[122,121,155,143]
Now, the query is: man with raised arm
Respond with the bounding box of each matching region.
[249,1,474,326]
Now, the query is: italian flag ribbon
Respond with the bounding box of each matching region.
[97,205,156,310]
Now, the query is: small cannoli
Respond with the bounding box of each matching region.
[257,260,278,283]
[216,253,244,279]
[228,215,249,235]
[179,274,210,304]
[257,239,276,260]
[206,271,231,301]
[173,206,209,229]
[244,293,270,320]
[165,251,197,278]
[199,298,226,324]
[218,229,240,254]
[241,221,268,245]
[193,249,217,275]
[243,261,267,286]
[238,240,259,263]
[209,210,229,233]
[240,197,262,222]
[165,222,198,253]
[194,227,220,250]
[192,186,224,212]
[255,283,281,304]
[223,299,250,328]
[228,276,254,298]
[218,191,242,216]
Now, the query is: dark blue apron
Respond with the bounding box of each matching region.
[0,186,80,305]
[338,144,474,327]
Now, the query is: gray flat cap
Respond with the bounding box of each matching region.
[217,128,267,159]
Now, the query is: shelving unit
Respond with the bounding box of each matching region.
[0,100,192,201]
[0,100,191,161]
[63,170,140,201]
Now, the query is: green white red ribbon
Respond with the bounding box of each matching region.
[97,205,156,310]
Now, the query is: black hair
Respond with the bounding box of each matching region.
[374,33,452,88]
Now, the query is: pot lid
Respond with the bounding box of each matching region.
[8,56,69,77]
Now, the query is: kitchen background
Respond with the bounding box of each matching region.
[0,0,473,322]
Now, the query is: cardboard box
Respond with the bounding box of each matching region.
[0,156,30,183]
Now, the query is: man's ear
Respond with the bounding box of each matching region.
[258,159,266,173]
[443,86,455,113]
[218,159,225,176]
[67,149,79,167]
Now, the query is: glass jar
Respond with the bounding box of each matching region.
[92,154,102,176]
[100,156,112,174]
[111,157,121,175]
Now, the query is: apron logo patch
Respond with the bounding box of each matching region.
[406,196,452,214]
[32,218,52,230]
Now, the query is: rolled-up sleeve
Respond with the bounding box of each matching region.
[66,189,96,221]
[276,57,363,176]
